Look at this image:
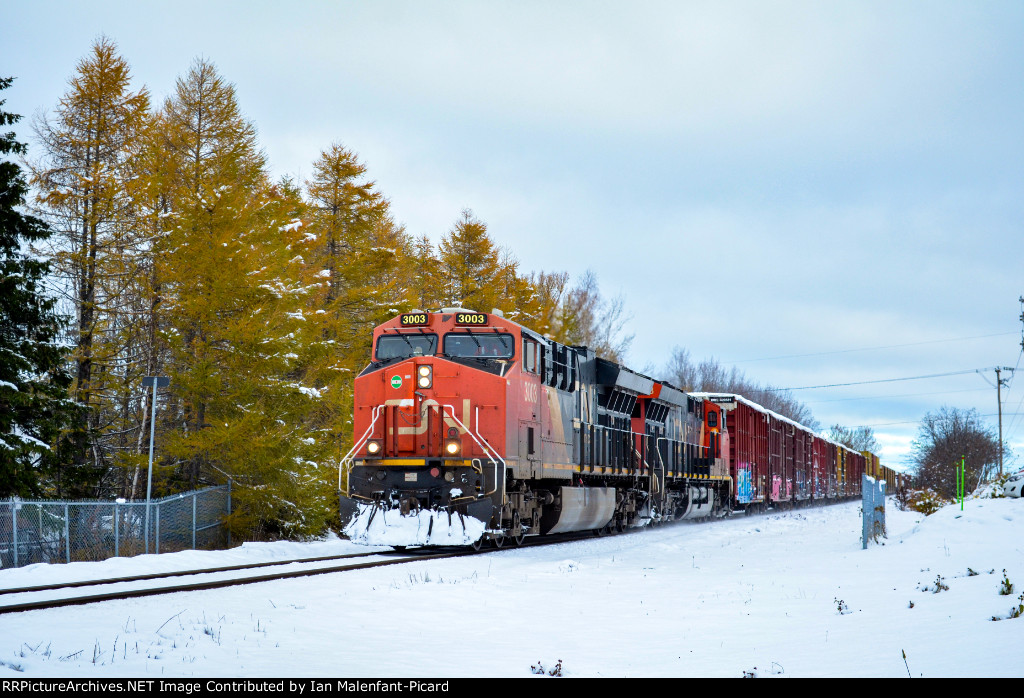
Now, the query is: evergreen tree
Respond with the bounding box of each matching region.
[30,37,151,495]
[437,209,503,311]
[0,77,78,497]
[305,144,408,355]
[406,233,441,311]
[302,145,413,484]
[152,58,328,535]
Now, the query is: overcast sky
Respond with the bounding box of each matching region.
[5,1,1023,471]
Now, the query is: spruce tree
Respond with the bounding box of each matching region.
[0,78,78,497]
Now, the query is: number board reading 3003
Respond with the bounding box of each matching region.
[455,312,488,326]
[400,313,429,326]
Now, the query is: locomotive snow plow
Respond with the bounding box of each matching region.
[339,493,493,547]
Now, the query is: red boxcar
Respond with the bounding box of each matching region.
[694,393,865,511]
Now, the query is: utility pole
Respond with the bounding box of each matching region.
[1020,296,1024,353]
[995,367,1012,477]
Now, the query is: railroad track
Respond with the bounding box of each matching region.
[0,500,845,616]
[0,548,477,615]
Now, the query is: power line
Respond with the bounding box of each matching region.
[766,368,991,392]
[1004,389,1024,445]
[1002,349,1024,443]
[806,387,990,404]
[726,331,1018,364]
[850,412,1024,429]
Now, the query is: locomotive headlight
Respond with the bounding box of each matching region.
[366,439,382,455]
[444,438,461,456]
[417,364,433,389]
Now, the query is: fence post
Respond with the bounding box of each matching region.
[11,497,16,569]
[155,504,160,555]
[65,504,70,563]
[227,479,232,547]
[192,492,197,550]
[114,502,119,557]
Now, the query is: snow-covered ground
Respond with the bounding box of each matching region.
[0,497,1021,678]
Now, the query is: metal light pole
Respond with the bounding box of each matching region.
[142,376,169,554]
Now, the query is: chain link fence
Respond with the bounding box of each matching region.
[0,486,231,569]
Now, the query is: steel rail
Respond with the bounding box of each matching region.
[0,549,479,616]
[0,495,855,616]
[0,550,392,596]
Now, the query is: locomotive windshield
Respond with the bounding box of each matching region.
[443,333,514,359]
[375,333,438,360]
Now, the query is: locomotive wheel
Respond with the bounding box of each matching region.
[491,533,504,548]
[470,536,483,551]
[510,512,525,546]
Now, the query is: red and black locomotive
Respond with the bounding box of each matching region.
[338,309,884,547]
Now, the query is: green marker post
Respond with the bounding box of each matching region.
[956,456,965,510]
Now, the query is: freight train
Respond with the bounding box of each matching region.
[338,309,900,548]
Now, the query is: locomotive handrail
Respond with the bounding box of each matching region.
[442,404,506,509]
[648,441,667,520]
[338,405,385,492]
[440,404,503,471]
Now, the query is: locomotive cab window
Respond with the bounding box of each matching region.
[375,333,438,361]
[707,412,718,428]
[443,333,514,359]
[523,338,539,373]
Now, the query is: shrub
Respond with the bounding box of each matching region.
[905,488,948,515]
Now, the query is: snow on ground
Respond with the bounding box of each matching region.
[0,497,1021,678]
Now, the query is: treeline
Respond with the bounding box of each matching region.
[1,38,632,536]
[663,347,821,431]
